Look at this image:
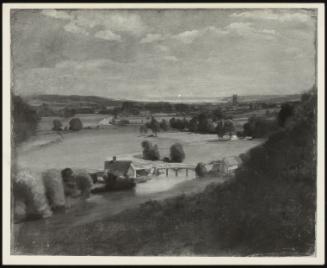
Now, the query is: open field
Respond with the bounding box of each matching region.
[17,125,263,172]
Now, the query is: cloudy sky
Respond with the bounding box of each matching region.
[11,8,316,100]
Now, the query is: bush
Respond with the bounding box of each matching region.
[160,119,169,131]
[141,140,160,161]
[69,118,83,131]
[52,119,63,131]
[170,143,185,163]
[42,169,66,211]
[13,168,53,222]
[195,162,207,177]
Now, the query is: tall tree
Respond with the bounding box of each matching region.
[12,94,40,143]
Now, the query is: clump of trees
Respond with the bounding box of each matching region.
[52,119,63,131]
[242,116,278,138]
[195,162,208,178]
[278,103,295,127]
[146,117,161,136]
[216,119,235,139]
[170,143,185,163]
[69,118,83,131]
[169,117,189,131]
[160,119,169,131]
[141,140,160,161]
[12,94,40,143]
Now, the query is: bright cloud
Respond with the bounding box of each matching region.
[140,33,165,44]
[94,30,122,41]
[41,9,72,20]
[173,30,201,44]
[64,21,89,36]
[231,10,313,23]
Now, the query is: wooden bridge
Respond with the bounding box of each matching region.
[151,163,196,177]
[86,162,196,179]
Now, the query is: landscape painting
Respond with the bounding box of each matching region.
[5,3,324,264]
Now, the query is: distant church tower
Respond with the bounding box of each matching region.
[232,94,238,105]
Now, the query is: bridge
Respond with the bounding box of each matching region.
[151,163,196,177]
[86,162,197,179]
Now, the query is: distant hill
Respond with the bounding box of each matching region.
[24,94,123,108]
[25,93,302,108]
[222,94,301,104]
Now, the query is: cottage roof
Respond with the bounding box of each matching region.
[104,160,133,177]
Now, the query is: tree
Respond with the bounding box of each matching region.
[188,117,198,132]
[195,162,208,178]
[224,120,235,137]
[212,107,224,121]
[160,119,169,131]
[149,117,160,136]
[197,113,210,133]
[63,108,76,118]
[12,94,40,143]
[141,140,160,161]
[278,103,294,127]
[169,117,177,129]
[216,120,225,139]
[69,118,83,131]
[170,143,185,163]
[52,119,63,131]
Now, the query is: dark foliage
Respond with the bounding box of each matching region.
[243,116,279,138]
[52,119,63,131]
[141,140,160,161]
[170,143,185,163]
[12,95,40,143]
[195,162,208,177]
[278,103,295,127]
[160,119,169,131]
[69,118,83,131]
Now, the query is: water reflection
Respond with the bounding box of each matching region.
[135,170,196,195]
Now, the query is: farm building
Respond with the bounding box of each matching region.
[104,157,137,179]
[222,156,243,175]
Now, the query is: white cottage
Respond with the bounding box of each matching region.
[222,156,242,176]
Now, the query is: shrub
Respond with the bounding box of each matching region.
[42,169,66,211]
[170,143,185,163]
[195,162,208,177]
[52,119,63,131]
[69,118,83,131]
[141,140,160,161]
[13,168,53,222]
[160,119,169,131]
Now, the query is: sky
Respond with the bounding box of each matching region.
[11,8,316,101]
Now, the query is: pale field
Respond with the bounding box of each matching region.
[16,125,263,173]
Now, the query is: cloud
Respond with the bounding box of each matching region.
[94,30,122,41]
[41,10,147,40]
[157,45,169,52]
[225,22,277,40]
[173,30,201,44]
[140,33,164,44]
[164,56,178,62]
[41,10,73,20]
[64,21,89,36]
[231,10,312,23]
